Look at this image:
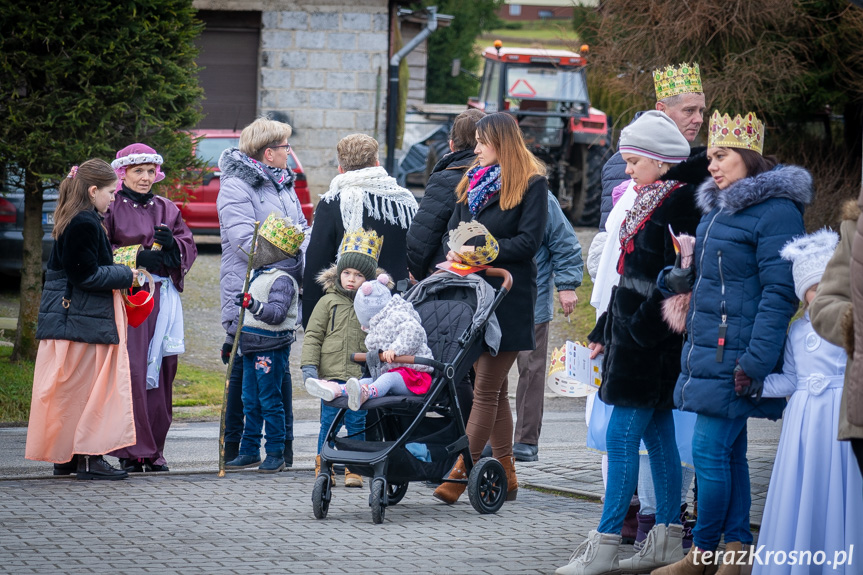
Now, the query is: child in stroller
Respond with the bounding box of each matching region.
[310,268,513,524]
[305,273,435,411]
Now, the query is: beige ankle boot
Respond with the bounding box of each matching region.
[432,455,468,504]
[554,530,621,575]
[715,542,752,575]
[650,546,719,575]
[620,523,684,573]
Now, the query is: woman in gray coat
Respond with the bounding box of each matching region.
[217,117,309,465]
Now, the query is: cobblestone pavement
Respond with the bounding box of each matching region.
[0,400,781,574]
[0,471,602,575]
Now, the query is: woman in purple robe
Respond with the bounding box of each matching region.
[104,143,198,472]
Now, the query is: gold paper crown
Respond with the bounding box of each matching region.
[339,228,383,261]
[653,62,703,101]
[708,110,765,155]
[259,212,305,256]
[547,346,566,377]
[448,222,500,266]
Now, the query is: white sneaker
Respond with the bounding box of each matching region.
[346,378,370,411]
[555,530,621,575]
[619,523,684,574]
[304,378,343,401]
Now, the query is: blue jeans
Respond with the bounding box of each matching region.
[597,406,682,534]
[239,347,289,456]
[691,414,752,550]
[317,379,366,454]
[226,348,294,443]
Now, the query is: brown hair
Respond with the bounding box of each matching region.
[736,148,778,178]
[455,113,546,210]
[337,133,379,172]
[450,109,486,151]
[53,159,117,238]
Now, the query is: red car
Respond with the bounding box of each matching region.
[172,129,313,234]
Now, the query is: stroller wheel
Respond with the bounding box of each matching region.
[312,474,332,519]
[370,478,386,524]
[467,457,507,514]
[386,482,408,506]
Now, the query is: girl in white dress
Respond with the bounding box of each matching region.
[755,230,863,575]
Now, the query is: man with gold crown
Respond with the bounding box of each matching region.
[596,62,707,231]
[224,214,305,474]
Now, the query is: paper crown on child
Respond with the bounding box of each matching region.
[653,62,703,101]
[708,110,765,155]
[780,229,839,301]
[447,221,499,267]
[260,212,304,255]
[339,228,383,261]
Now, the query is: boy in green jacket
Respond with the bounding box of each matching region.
[301,228,383,488]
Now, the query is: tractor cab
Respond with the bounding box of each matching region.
[468,44,609,224]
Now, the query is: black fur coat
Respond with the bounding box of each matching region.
[589,156,706,409]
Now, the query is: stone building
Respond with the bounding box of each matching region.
[192,0,397,199]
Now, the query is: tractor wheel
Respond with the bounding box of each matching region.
[575,142,611,227]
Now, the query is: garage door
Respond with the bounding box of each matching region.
[196,11,261,130]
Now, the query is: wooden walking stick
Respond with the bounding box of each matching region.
[218,221,260,477]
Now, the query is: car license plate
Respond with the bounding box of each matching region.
[43,213,54,226]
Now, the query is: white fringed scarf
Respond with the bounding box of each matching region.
[321,166,418,232]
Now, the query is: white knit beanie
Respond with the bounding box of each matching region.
[353,274,392,329]
[618,111,690,163]
[779,229,839,301]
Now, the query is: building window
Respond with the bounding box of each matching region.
[509,4,521,16]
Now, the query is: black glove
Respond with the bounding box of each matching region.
[234,292,262,314]
[734,363,763,400]
[221,342,232,365]
[153,225,175,250]
[136,249,164,270]
[665,253,695,294]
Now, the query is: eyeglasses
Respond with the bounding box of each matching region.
[268,143,291,153]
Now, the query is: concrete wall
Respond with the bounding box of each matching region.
[194,0,390,200]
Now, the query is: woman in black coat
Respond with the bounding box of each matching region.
[25,159,137,481]
[557,112,701,575]
[406,109,485,280]
[432,112,548,505]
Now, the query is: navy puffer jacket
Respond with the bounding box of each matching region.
[675,165,812,420]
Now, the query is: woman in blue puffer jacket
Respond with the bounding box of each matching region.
[655,111,812,574]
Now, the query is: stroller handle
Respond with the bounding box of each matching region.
[483,267,512,291]
[351,353,446,372]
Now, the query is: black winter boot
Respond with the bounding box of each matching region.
[76,455,128,480]
[53,455,79,476]
[224,441,240,464]
[283,440,293,468]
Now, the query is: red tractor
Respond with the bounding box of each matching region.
[468,44,609,225]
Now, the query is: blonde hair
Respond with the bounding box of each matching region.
[53,159,117,238]
[239,117,293,160]
[337,133,379,172]
[456,113,546,210]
